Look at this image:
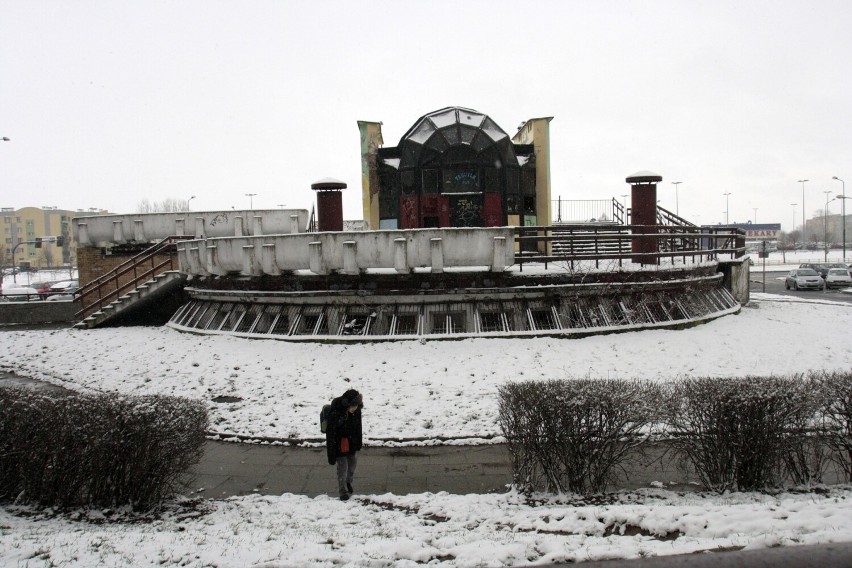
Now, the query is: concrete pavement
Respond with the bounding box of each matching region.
[183,441,513,499]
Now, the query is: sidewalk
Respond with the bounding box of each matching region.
[183,441,513,499]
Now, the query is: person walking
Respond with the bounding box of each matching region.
[325,389,363,501]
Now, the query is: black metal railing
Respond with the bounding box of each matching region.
[515,224,746,270]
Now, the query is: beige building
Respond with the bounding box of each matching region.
[0,206,108,270]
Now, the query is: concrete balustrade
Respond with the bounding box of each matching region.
[133,220,146,242]
[113,221,124,242]
[394,238,408,273]
[177,228,515,276]
[492,237,507,271]
[430,238,444,273]
[309,242,325,275]
[343,241,358,275]
[73,209,311,246]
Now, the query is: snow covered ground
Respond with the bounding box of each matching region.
[2,282,852,566]
[2,294,851,442]
[2,487,852,567]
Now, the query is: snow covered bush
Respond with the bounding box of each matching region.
[662,376,812,491]
[812,371,852,482]
[0,387,208,509]
[498,379,660,494]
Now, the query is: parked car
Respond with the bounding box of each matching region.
[45,292,76,302]
[31,281,58,299]
[0,287,40,302]
[785,268,824,291]
[825,263,850,274]
[799,263,830,279]
[825,268,852,289]
[48,280,79,295]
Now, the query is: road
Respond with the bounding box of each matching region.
[749,269,852,304]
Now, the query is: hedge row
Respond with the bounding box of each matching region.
[498,372,852,494]
[0,387,208,509]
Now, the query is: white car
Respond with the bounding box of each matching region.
[825,268,852,289]
[0,287,40,301]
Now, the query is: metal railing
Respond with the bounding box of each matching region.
[74,235,193,320]
[552,198,619,224]
[515,224,746,269]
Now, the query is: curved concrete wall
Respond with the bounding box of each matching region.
[177,227,515,276]
[73,209,310,246]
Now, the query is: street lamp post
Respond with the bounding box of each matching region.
[723,192,731,224]
[187,195,196,211]
[798,179,808,246]
[834,176,846,262]
[671,181,682,217]
[753,208,758,224]
[245,193,257,209]
[824,190,834,261]
[790,202,798,255]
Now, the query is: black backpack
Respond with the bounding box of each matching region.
[319,404,332,433]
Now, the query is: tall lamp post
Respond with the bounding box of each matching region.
[798,179,808,246]
[187,195,196,211]
[834,176,846,262]
[823,190,835,261]
[245,193,257,209]
[723,192,731,224]
[671,181,682,217]
[753,208,758,224]
[790,202,798,255]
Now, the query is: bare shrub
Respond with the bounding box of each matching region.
[662,376,812,491]
[498,379,660,495]
[812,371,852,482]
[0,387,208,509]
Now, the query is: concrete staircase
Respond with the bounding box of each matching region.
[74,271,186,329]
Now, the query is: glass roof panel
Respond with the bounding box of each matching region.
[408,120,436,145]
[472,132,493,152]
[429,109,458,129]
[458,110,485,128]
[460,125,478,145]
[441,125,460,145]
[426,133,449,153]
[481,117,508,142]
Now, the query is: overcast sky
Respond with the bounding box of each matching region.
[1,0,850,230]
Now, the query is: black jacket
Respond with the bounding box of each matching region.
[325,395,363,465]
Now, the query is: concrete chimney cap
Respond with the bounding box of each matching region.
[311,177,347,190]
[626,171,663,184]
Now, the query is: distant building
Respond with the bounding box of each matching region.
[707,222,781,251]
[1,206,110,270]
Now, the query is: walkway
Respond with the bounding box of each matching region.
[185,441,512,499]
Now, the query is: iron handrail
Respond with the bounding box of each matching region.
[74,235,193,320]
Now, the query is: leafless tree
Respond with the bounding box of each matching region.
[137,197,192,213]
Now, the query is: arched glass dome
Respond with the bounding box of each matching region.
[398,107,518,169]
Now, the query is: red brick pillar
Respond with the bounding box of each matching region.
[311,178,347,232]
[627,171,662,264]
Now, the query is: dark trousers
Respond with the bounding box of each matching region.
[336,453,358,496]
